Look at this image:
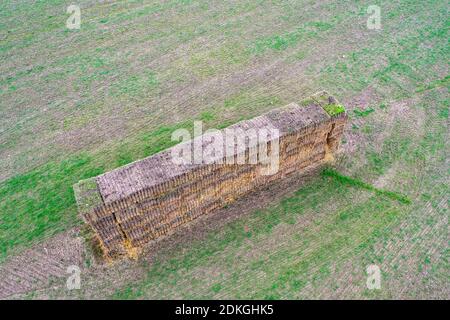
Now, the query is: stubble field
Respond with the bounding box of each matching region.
[0,0,448,299]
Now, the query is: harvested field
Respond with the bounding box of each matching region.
[0,0,448,299]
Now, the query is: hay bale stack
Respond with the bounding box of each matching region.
[74,91,347,259]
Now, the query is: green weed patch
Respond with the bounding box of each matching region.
[323,104,345,116]
[321,168,411,204]
[353,107,375,117]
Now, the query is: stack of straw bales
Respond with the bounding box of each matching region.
[74,91,347,259]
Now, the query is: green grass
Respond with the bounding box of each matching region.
[250,21,334,54]
[110,71,159,98]
[364,125,413,177]
[0,154,104,259]
[223,92,282,111]
[353,107,375,117]
[415,75,450,93]
[323,104,346,116]
[321,168,411,204]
